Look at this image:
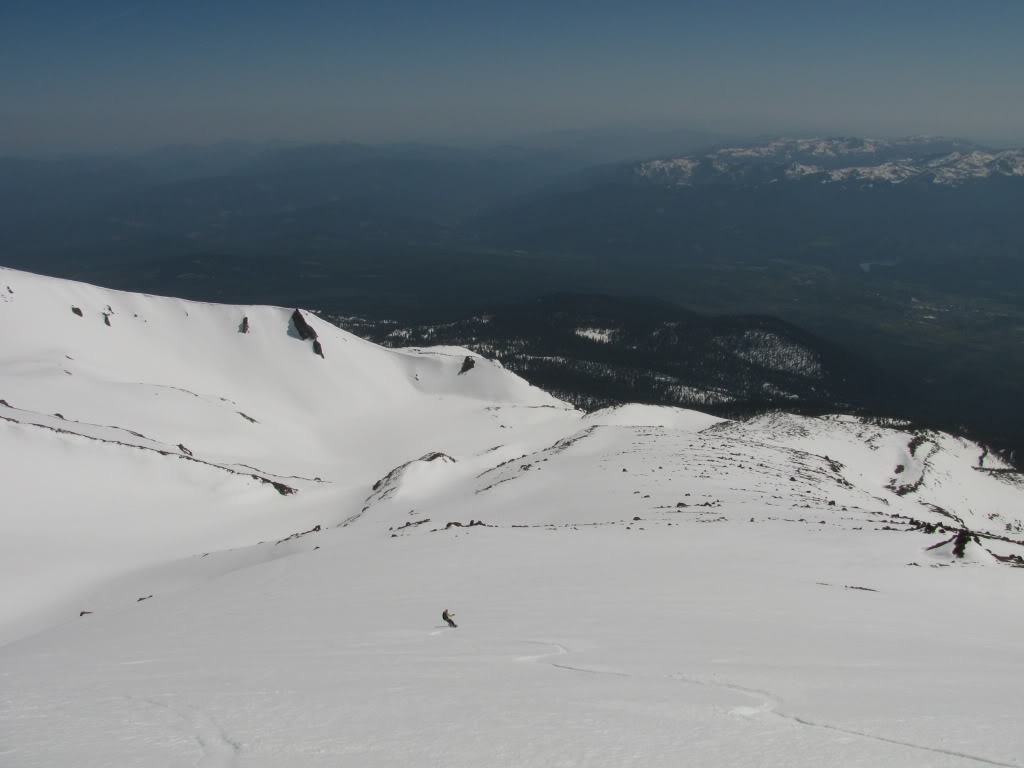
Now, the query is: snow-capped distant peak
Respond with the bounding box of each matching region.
[635,157,700,185]
[785,162,823,179]
[634,136,1024,188]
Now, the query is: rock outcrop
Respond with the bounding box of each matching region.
[291,310,318,341]
[291,310,324,357]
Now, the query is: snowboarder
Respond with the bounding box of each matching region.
[442,608,457,628]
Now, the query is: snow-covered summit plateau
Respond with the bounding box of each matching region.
[638,136,1024,187]
[2,267,1023,767]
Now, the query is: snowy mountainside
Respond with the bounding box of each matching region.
[2,269,1024,767]
[0,267,560,474]
[0,266,573,641]
[358,405,1023,545]
[636,136,1024,187]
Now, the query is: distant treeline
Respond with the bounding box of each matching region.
[326,295,1021,471]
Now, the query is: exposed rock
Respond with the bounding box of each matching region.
[71,306,83,317]
[291,309,318,341]
[422,451,455,463]
[925,528,994,563]
[3,412,298,496]
[458,356,475,375]
[991,552,1024,566]
[103,313,111,327]
[395,519,431,532]
[0,399,9,407]
[240,316,250,334]
[79,611,92,617]
[446,520,487,529]
[369,452,457,495]
[178,443,193,457]
[137,595,153,602]
[270,481,297,496]
[237,411,258,423]
[313,340,325,358]
[276,524,321,544]
[890,475,924,496]
[952,529,972,558]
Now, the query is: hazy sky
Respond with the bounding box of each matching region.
[3,0,1024,152]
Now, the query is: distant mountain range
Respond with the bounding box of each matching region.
[4,136,1022,275]
[476,135,1024,271]
[634,137,1024,188]
[3,136,1023,468]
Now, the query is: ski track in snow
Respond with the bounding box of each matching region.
[684,675,1019,768]
[516,640,568,663]
[778,715,1020,768]
[138,697,240,768]
[521,642,1019,768]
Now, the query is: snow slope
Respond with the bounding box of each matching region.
[2,268,1023,767]
[0,266,574,641]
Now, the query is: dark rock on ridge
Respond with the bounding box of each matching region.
[291,309,318,341]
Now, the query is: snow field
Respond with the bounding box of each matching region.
[2,267,1023,766]
[3,522,1023,767]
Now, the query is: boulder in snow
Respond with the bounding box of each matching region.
[925,530,997,564]
[291,309,318,341]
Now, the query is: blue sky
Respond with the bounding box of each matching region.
[2,0,1023,152]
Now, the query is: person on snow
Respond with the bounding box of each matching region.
[442,608,457,628]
